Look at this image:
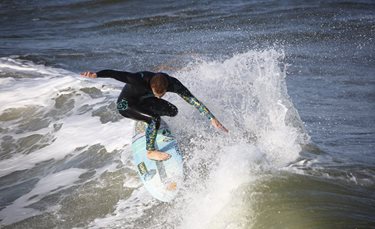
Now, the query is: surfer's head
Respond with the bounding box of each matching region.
[151,73,168,98]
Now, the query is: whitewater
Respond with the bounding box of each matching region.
[0,49,310,228]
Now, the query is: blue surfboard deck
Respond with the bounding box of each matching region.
[132,120,183,202]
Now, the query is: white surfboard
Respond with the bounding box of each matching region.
[132,119,183,202]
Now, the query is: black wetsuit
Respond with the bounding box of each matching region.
[96,70,215,151]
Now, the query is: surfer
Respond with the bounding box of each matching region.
[81,70,228,161]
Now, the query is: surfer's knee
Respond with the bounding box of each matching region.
[118,108,132,120]
[168,105,178,117]
[170,107,178,117]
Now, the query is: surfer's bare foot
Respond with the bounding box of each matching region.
[147,150,171,161]
[166,182,177,191]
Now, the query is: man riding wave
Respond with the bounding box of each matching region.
[81,70,228,161]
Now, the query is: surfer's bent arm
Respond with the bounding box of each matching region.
[96,70,145,85]
[170,78,215,120]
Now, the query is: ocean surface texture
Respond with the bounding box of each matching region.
[0,0,374,228]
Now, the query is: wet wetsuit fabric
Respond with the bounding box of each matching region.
[96,70,215,151]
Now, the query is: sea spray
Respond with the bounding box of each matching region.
[161,49,308,228]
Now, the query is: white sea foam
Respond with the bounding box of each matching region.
[0,111,132,178]
[0,57,71,76]
[178,144,264,229]
[0,168,86,225]
[0,57,134,177]
[164,50,308,228]
[0,80,132,177]
[0,57,139,226]
[87,187,156,229]
[0,76,75,110]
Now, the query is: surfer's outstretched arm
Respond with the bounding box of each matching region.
[81,70,146,85]
[170,77,228,133]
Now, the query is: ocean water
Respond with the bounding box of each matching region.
[0,0,374,228]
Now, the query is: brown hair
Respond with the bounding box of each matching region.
[150,73,169,93]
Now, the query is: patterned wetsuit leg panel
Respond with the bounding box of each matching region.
[145,116,161,151]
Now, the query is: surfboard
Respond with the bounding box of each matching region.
[131,119,183,202]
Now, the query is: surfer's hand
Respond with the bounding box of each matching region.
[211,118,228,133]
[80,71,97,78]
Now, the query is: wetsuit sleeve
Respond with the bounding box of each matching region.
[96,70,144,85]
[170,77,215,120]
